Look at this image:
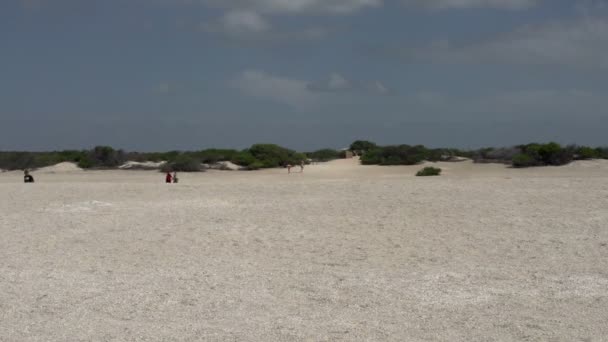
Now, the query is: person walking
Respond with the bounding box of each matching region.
[165,172,173,183]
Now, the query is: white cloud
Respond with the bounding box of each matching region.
[219,10,271,34]
[202,10,330,42]
[230,70,390,107]
[308,73,353,92]
[368,81,390,94]
[229,70,317,107]
[203,10,273,39]
[203,0,382,14]
[170,0,542,12]
[307,72,391,94]
[402,16,608,68]
[402,0,540,10]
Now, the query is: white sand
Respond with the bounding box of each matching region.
[1,159,607,341]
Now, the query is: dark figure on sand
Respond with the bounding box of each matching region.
[172,172,179,183]
[165,172,172,183]
[24,170,34,183]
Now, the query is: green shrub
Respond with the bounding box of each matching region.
[350,140,377,154]
[519,142,573,166]
[360,148,383,165]
[416,167,441,176]
[306,149,342,162]
[246,161,264,170]
[0,152,35,170]
[361,145,430,165]
[596,147,608,159]
[576,146,598,160]
[471,147,521,164]
[2,142,605,172]
[196,149,240,164]
[248,144,304,168]
[160,155,201,172]
[512,153,538,168]
[91,146,126,167]
[231,151,259,167]
[156,151,181,162]
[77,156,95,169]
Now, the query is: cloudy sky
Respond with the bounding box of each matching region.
[1,0,607,151]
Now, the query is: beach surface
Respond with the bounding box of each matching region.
[1,159,608,341]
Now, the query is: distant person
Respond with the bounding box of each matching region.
[299,161,305,173]
[287,164,292,174]
[165,172,172,183]
[172,172,179,183]
[24,170,34,183]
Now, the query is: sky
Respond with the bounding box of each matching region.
[1,0,607,151]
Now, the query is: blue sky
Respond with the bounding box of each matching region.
[1,0,607,151]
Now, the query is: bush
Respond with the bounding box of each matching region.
[361,145,430,165]
[1,142,605,172]
[471,147,521,164]
[246,161,264,170]
[92,146,126,167]
[196,149,240,164]
[350,140,377,154]
[416,167,441,176]
[160,155,202,172]
[248,144,304,168]
[512,153,538,168]
[575,146,598,160]
[153,151,181,162]
[306,149,342,162]
[0,152,34,170]
[596,147,608,159]
[231,151,259,167]
[519,142,573,166]
[0,150,90,170]
[77,155,95,169]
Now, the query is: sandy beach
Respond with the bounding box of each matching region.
[1,158,607,341]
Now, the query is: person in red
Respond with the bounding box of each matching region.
[165,172,173,183]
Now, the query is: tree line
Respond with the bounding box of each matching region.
[350,140,608,168]
[2,141,607,171]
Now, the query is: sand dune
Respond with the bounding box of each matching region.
[35,161,83,173]
[119,160,165,170]
[1,159,607,341]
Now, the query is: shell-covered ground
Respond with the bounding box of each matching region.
[1,159,607,341]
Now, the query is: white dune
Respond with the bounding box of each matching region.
[36,161,83,173]
[119,160,165,170]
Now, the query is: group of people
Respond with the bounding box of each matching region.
[165,172,179,183]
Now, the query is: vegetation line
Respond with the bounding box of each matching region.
[1,141,607,171]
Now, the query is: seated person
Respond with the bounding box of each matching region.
[24,170,34,183]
